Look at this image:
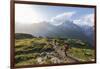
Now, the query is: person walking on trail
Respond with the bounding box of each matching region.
[54,40,57,45]
[64,43,69,56]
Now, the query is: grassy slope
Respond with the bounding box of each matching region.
[15,38,95,66]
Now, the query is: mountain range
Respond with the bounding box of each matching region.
[15,20,94,46]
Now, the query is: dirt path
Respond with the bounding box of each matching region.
[52,44,80,63]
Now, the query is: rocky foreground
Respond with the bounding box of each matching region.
[15,38,95,66]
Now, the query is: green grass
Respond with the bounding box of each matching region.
[15,37,95,66]
[68,47,94,61]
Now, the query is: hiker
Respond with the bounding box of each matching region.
[54,40,57,45]
[63,43,69,56]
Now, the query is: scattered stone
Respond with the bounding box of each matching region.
[37,57,44,64]
[50,57,63,63]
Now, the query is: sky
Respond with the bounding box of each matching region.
[15,3,95,26]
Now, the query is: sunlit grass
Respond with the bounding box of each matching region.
[15,37,95,66]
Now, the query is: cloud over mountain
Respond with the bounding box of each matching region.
[74,14,94,27]
[50,12,76,26]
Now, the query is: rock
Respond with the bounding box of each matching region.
[50,57,62,63]
[91,59,95,61]
[40,52,47,57]
[37,57,44,64]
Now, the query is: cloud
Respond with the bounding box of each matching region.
[15,4,46,24]
[74,14,94,26]
[50,12,76,26]
[50,12,94,27]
